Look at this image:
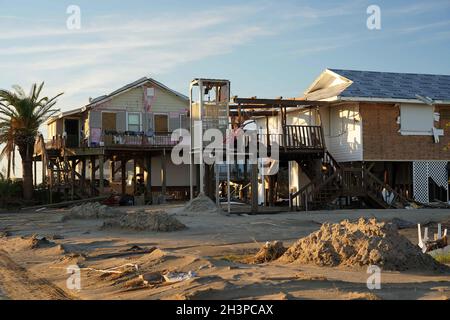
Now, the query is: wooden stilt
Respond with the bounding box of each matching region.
[81,158,86,195]
[90,156,96,196]
[121,159,127,195]
[48,166,53,204]
[161,150,167,196]
[71,159,75,200]
[133,158,137,195]
[110,160,115,183]
[268,175,275,206]
[99,155,104,194]
[251,163,258,213]
[145,156,151,199]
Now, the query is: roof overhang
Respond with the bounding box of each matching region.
[47,107,83,125]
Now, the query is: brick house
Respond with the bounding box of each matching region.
[301,69,450,205]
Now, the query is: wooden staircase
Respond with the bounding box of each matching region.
[290,151,405,210]
[35,134,99,202]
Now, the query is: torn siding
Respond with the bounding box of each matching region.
[320,103,363,162]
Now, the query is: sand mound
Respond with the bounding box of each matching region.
[180,193,223,215]
[61,202,122,221]
[244,241,287,264]
[279,218,446,271]
[102,210,186,232]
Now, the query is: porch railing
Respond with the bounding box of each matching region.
[101,131,178,148]
[257,125,325,151]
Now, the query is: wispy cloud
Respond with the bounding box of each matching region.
[0,3,273,107]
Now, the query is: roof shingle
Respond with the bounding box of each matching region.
[329,69,450,101]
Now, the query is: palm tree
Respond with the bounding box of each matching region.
[0,83,62,201]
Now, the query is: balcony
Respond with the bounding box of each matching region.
[258,125,325,153]
[101,131,178,149]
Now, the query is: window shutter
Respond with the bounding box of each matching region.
[116,111,126,132]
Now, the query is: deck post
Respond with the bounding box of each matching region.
[145,155,152,200]
[90,156,96,196]
[121,159,127,195]
[71,159,76,200]
[161,150,167,196]
[268,175,275,206]
[251,163,258,214]
[48,166,53,204]
[110,159,115,183]
[81,158,86,195]
[99,155,104,194]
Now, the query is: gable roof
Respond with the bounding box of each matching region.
[85,77,188,108]
[304,69,450,103]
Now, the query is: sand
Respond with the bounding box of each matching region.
[244,241,287,264]
[0,207,449,300]
[178,194,224,215]
[279,218,446,271]
[61,202,122,221]
[102,210,186,232]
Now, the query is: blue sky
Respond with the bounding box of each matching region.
[1,0,450,176]
[1,0,449,111]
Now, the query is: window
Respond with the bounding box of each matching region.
[154,114,168,133]
[400,104,433,135]
[180,114,188,130]
[127,113,141,132]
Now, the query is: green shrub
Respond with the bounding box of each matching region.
[0,177,23,208]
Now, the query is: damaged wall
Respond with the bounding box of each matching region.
[360,103,450,160]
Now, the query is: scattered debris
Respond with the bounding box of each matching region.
[28,234,56,249]
[390,218,416,229]
[279,218,447,271]
[418,223,448,253]
[48,234,64,240]
[180,193,224,215]
[0,229,11,238]
[87,246,157,260]
[102,210,186,232]
[61,202,122,221]
[83,263,138,275]
[163,271,198,283]
[244,241,287,264]
[139,272,165,286]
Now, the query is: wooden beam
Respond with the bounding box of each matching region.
[90,156,96,196]
[229,111,278,117]
[161,150,167,196]
[121,159,127,195]
[251,163,258,214]
[99,155,104,194]
[145,156,151,198]
[71,159,75,200]
[232,97,330,107]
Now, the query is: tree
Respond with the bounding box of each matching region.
[0,83,62,201]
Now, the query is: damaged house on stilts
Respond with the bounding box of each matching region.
[33,69,450,211]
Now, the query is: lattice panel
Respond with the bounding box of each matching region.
[413,161,429,204]
[413,161,449,204]
[428,161,448,189]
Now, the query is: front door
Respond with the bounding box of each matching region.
[64,119,79,148]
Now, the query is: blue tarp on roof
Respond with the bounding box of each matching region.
[329,69,450,101]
